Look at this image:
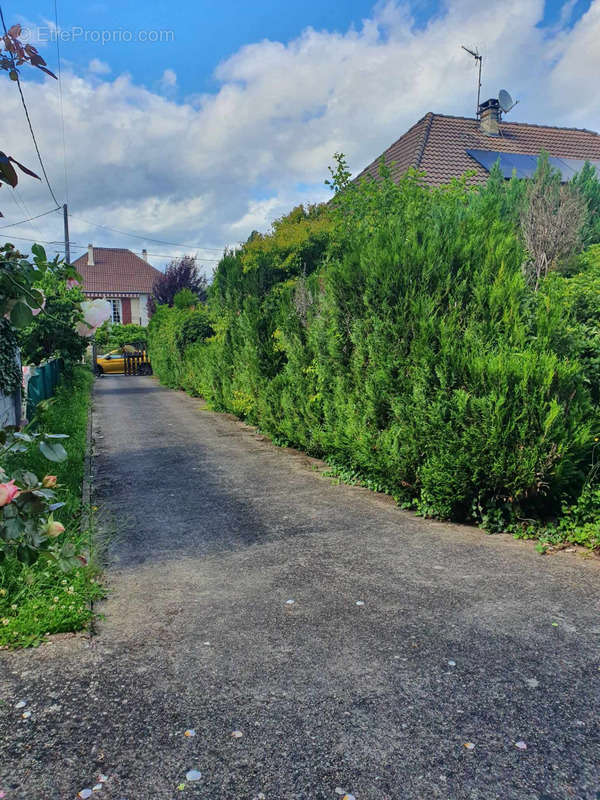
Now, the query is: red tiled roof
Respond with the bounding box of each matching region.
[356,112,600,187]
[72,248,163,296]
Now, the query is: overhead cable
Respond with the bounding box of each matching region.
[67,212,226,251]
[0,5,61,208]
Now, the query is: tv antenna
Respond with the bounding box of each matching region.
[461,45,482,117]
[498,88,518,114]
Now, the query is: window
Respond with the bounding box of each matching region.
[108,299,122,324]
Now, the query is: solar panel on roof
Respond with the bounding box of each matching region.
[560,158,592,173]
[466,149,502,173]
[466,149,600,181]
[500,152,539,179]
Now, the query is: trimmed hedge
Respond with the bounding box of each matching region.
[149,172,599,532]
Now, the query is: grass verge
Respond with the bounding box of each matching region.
[0,366,105,649]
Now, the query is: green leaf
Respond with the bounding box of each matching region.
[31,243,47,261]
[28,288,44,308]
[0,297,12,316]
[31,489,56,500]
[10,300,33,328]
[21,471,39,488]
[3,516,24,540]
[39,439,68,462]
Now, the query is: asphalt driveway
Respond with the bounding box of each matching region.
[1,375,599,799]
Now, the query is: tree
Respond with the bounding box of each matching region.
[520,152,588,291]
[18,267,88,366]
[150,256,208,307]
[571,161,600,246]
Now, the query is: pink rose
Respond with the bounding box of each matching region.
[0,480,20,507]
[77,299,111,337]
[42,475,57,488]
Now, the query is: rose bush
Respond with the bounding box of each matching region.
[0,243,97,570]
[0,429,83,570]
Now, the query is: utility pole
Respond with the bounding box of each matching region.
[63,202,70,264]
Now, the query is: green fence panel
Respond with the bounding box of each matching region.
[49,359,62,392]
[26,359,63,421]
[40,364,52,399]
[26,369,44,421]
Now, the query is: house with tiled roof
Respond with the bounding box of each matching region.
[356,98,600,188]
[72,245,162,327]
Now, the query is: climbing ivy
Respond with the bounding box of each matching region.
[0,318,21,395]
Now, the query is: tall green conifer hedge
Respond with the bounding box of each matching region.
[149,168,599,529]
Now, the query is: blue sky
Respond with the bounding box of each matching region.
[13,0,592,98]
[1,0,598,269]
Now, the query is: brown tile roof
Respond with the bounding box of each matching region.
[72,248,163,296]
[356,112,600,187]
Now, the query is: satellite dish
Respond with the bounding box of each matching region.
[498,89,518,113]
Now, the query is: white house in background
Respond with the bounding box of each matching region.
[72,244,162,327]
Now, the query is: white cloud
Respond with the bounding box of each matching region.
[160,68,177,87]
[157,68,177,96]
[1,0,599,274]
[88,58,111,75]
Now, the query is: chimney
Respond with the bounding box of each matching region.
[87,243,94,266]
[478,98,501,136]
[142,249,148,262]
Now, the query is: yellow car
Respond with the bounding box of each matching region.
[96,346,151,375]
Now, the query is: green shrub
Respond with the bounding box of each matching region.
[0,318,21,394]
[173,288,198,309]
[0,366,104,648]
[175,308,214,354]
[147,305,185,387]
[540,244,600,403]
[9,367,93,515]
[95,322,147,352]
[18,268,87,366]
[148,166,599,537]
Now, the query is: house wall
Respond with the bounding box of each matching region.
[130,297,141,325]
[139,294,150,326]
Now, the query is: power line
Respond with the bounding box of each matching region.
[54,0,69,204]
[8,192,54,242]
[0,231,66,245]
[60,242,221,260]
[0,206,60,229]
[139,252,221,261]
[0,5,61,208]
[67,212,226,251]
[7,188,46,241]
[0,231,222,261]
[8,184,29,219]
